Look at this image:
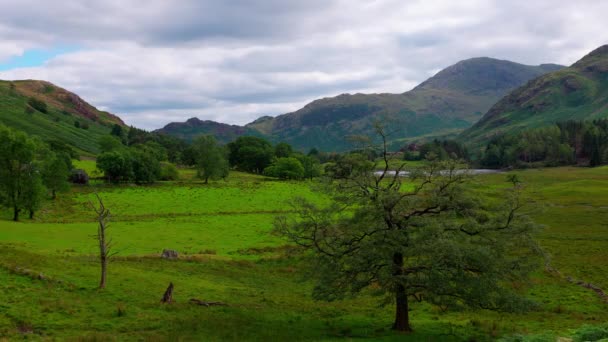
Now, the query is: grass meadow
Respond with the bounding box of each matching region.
[0,162,606,341]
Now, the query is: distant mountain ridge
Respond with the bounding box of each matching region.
[158,117,260,144]
[158,57,563,151]
[461,45,608,146]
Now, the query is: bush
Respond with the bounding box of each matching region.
[264,157,304,180]
[160,162,179,181]
[573,323,608,342]
[27,98,48,113]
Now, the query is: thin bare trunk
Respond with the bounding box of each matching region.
[92,193,111,289]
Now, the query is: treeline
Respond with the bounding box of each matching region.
[479,119,608,168]
[0,125,73,221]
[97,127,323,183]
[402,139,469,161]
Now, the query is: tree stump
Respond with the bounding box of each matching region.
[161,249,178,259]
[161,282,174,303]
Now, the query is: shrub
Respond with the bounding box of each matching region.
[573,323,608,342]
[160,162,179,181]
[264,157,304,180]
[28,98,48,113]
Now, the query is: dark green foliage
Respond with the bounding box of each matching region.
[47,139,79,160]
[324,153,374,179]
[41,152,72,199]
[97,148,162,185]
[0,125,47,220]
[98,135,125,153]
[264,157,305,180]
[27,97,48,113]
[97,151,134,184]
[274,142,293,158]
[126,127,188,164]
[296,154,322,180]
[409,139,469,161]
[131,150,161,184]
[193,135,229,183]
[479,120,607,168]
[572,323,608,342]
[275,128,540,331]
[228,136,274,173]
[111,124,125,141]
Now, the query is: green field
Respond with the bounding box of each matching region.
[0,167,607,341]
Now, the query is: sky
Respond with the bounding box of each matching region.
[0,0,606,130]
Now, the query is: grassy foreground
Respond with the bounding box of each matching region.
[0,165,606,341]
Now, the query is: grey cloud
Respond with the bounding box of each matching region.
[0,0,607,130]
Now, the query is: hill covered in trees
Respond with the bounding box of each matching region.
[158,58,563,151]
[461,45,608,146]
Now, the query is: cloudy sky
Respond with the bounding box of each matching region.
[0,0,606,130]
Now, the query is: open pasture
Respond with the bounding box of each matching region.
[0,167,606,340]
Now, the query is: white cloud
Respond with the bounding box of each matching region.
[0,0,607,129]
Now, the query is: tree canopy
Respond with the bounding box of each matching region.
[275,126,541,332]
[193,135,229,183]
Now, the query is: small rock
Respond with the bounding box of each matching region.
[161,249,178,259]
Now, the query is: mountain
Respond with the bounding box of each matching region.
[156,117,260,144]
[158,58,562,151]
[461,45,608,146]
[0,80,125,154]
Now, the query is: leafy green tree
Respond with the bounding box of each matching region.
[0,126,45,221]
[194,135,229,183]
[97,151,134,183]
[228,136,274,173]
[22,167,46,219]
[42,152,72,199]
[264,157,305,180]
[99,136,124,153]
[275,128,540,332]
[132,150,161,184]
[296,154,322,180]
[274,142,293,158]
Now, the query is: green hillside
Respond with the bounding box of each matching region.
[158,58,561,151]
[461,45,608,146]
[0,80,125,155]
[248,58,562,151]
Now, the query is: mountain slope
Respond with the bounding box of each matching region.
[461,45,608,146]
[0,80,125,154]
[159,58,562,151]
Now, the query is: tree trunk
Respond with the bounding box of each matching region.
[100,253,107,289]
[29,210,34,219]
[52,189,56,200]
[392,252,412,332]
[99,220,108,289]
[13,207,20,221]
